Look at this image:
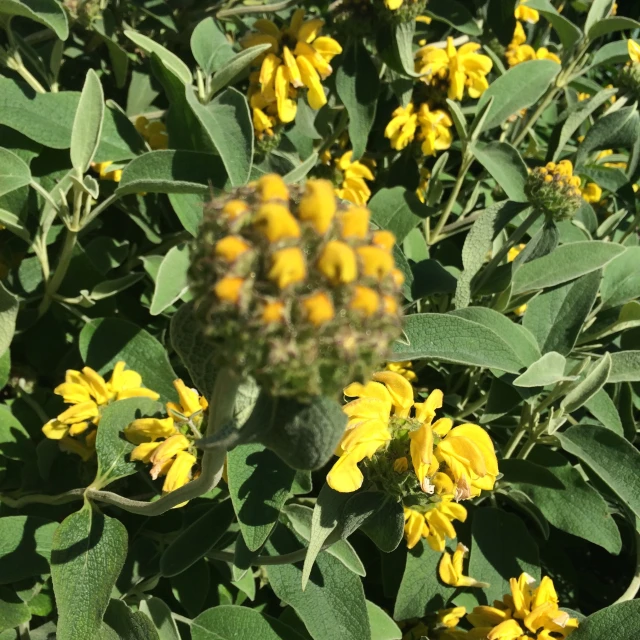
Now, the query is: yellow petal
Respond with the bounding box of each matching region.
[42,419,69,440]
[296,55,326,109]
[163,450,197,494]
[298,18,324,43]
[81,366,111,405]
[298,178,336,233]
[414,388,444,424]
[317,240,357,285]
[130,441,161,463]
[438,550,459,586]
[57,401,100,425]
[268,247,307,289]
[124,417,177,445]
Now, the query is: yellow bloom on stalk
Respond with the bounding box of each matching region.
[439,543,488,588]
[416,37,493,101]
[403,499,468,551]
[582,182,603,204]
[243,9,343,123]
[466,573,579,640]
[335,151,375,205]
[385,103,418,150]
[42,362,159,460]
[515,0,539,24]
[386,361,417,382]
[629,39,640,64]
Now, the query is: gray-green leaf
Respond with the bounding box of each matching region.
[70,70,105,173]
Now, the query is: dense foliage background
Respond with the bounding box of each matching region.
[0,0,640,638]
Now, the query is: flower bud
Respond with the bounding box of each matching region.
[525,160,583,221]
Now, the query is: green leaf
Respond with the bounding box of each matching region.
[445,99,468,143]
[79,317,178,403]
[600,247,640,310]
[283,152,319,184]
[360,497,405,553]
[0,588,30,633]
[584,388,624,436]
[227,443,296,551]
[394,540,455,619]
[0,351,9,390]
[591,40,634,68]
[503,450,621,554]
[0,208,30,242]
[171,560,209,618]
[470,141,528,202]
[576,107,640,170]
[585,0,616,33]
[469,508,540,604]
[124,29,191,85]
[0,404,33,462]
[570,600,640,640]
[477,60,561,132]
[609,351,640,383]
[336,42,379,160]
[525,0,582,49]
[513,351,571,387]
[0,282,18,358]
[425,0,481,35]
[367,601,401,640]
[0,147,31,198]
[185,87,252,187]
[160,500,235,577]
[51,504,128,640]
[70,70,104,173]
[0,516,58,585]
[190,18,234,76]
[450,307,541,367]
[138,598,180,640]
[453,201,525,308]
[523,270,600,355]
[561,353,611,413]
[150,244,190,315]
[210,44,271,96]
[557,424,640,520]
[369,187,424,244]
[116,150,226,196]
[103,600,160,640]
[192,605,307,640]
[95,397,163,488]
[588,16,640,40]
[513,241,624,294]
[89,273,145,301]
[266,526,371,640]
[168,192,205,236]
[0,0,68,40]
[393,313,524,373]
[283,504,366,578]
[549,88,618,162]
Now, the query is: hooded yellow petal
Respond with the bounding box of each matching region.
[42,419,69,440]
[297,55,326,109]
[414,388,444,424]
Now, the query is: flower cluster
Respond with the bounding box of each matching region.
[464,573,579,639]
[188,174,404,398]
[320,142,376,205]
[124,379,207,503]
[385,102,453,156]
[243,9,342,128]
[326,371,499,549]
[416,37,493,102]
[506,21,560,68]
[525,160,583,221]
[42,362,159,461]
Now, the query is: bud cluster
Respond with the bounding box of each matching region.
[525,160,583,221]
[188,174,404,398]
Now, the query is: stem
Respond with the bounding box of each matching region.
[503,403,531,459]
[429,153,474,245]
[516,435,537,460]
[29,180,62,215]
[614,531,640,604]
[86,370,240,515]
[82,193,120,227]
[208,543,331,566]
[472,208,541,296]
[171,613,193,626]
[38,227,78,317]
[0,488,85,508]
[513,87,559,147]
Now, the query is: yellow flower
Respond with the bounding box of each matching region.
[254,203,301,242]
[403,499,468,551]
[438,606,467,629]
[91,161,122,182]
[434,422,499,499]
[577,92,591,101]
[149,433,190,479]
[515,0,539,23]
[385,103,418,150]
[439,542,488,588]
[214,236,251,262]
[222,199,250,220]
[597,149,627,170]
[386,361,417,382]
[162,450,197,493]
[350,285,380,316]
[467,573,579,640]
[385,0,403,9]
[302,291,335,326]
[243,9,343,122]
[393,456,409,473]
[214,276,244,303]
[268,247,307,288]
[339,206,371,239]
[125,417,177,445]
[507,243,526,263]
[416,37,493,101]
[335,151,375,205]
[42,362,159,457]
[416,168,431,204]
[298,179,336,233]
[582,182,603,204]
[629,39,640,64]
[357,245,395,279]
[257,174,290,202]
[317,240,358,285]
[511,21,527,47]
[417,104,453,156]
[262,300,285,323]
[506,44,560,67]
[136,116,169,149]
[166,379,208,426]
